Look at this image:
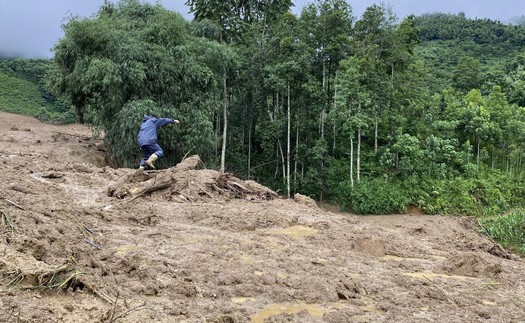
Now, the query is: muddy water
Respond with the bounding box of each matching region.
[402,272,476,281]
[266,225,318,238]
[250,303,326,322]
[382,255,447,261]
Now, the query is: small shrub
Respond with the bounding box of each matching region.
[481,210,525,254]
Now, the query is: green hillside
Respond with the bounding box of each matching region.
[415,13,525,94]
[0,59,74,123]
[0,71,49,115]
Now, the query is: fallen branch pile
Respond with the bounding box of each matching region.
[106,155,279,203]
[207,173,279,201]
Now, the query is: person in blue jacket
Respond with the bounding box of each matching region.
[137,114,180,170]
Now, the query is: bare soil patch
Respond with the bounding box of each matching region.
[1,111,524,322]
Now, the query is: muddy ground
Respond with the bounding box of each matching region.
[1,111,524,323]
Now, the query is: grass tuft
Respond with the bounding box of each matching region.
[480,209,525,255]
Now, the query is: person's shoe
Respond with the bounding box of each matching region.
[145,154,158,169]
[138,165,145,170]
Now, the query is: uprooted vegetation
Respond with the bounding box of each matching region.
[1,111,525,322]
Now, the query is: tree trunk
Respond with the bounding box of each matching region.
[220,74,228,173]
[287,84,291,199]
[268,93,285,180]
[294,125,299,194]
[276,92,279,118]
[350,138,354,188]
[333,84,337,153]
[374,116,379,153]
[321,59,326,139]
[107,172,174,199]
[75,105,84,124]
[389,63,395,137]
[477,139,480,165]
[278,139,285,180]
[357,127,361,184]
[248,118,252,178]
[216,105,221,160]
[275,143,279,178]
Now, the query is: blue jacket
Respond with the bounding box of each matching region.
[137,115,174,146]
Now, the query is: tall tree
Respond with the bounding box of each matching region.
[299,0,353,140]
[463,89,495,164]
[453,56,481,92]
[353,3,393,148]
[186,0,292,172]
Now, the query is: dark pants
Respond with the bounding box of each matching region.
[139,143,164,167]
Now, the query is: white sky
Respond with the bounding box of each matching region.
[0,0,523,58]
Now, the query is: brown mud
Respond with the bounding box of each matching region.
[1,111,524,322]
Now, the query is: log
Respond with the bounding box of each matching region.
[120,175,175,204]
[107,170,152,198]
[128,175,174,197]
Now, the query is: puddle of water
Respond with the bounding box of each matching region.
[403,272,475,281]
[431,255,447,261]
[115,245,142,256]
[232,297,256,304]
[184,236,219,244]
[326,299,383,322]
[345,273,361,279]
[58,181,101,206]
[382,255,424,262]
[362,304,379,312]
[251,303,325,323]
[382,255,447,262]
[238,254,256,264]
[264,242,286,252]
[267,225,317,239]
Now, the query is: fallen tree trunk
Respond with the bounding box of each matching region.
[108,171,173,199]
[128,175,174,198]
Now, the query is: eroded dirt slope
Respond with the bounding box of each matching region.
[1,111,524,322]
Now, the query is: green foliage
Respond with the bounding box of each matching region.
[335,172,523,217]
[481,210,525,254]
[298,138,329,199]
[49,0,229,167]
[414,174,519,217]
[415,13,525,96]
[453,56,481,91]
[337,178,411,215]
[416,13,525,46]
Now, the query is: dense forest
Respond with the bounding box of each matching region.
[2,0,525,251]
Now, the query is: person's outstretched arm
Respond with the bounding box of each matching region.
[155,117,178,127]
